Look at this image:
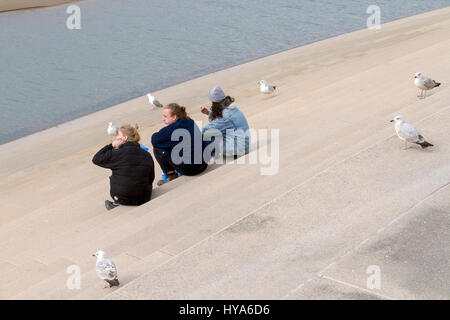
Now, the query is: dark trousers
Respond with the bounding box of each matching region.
[153,147,207,176]
[111,185,152,206]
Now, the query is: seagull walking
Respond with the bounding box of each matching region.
[259,80,276,94]
[414,72,441,99]
[390,115,433,149]
[93,250,119,288]
[147,93,163,108]
[107,122,119,136]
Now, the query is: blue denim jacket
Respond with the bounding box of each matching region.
[202,103,250,156]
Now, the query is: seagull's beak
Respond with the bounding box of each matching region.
[390,119,394,122]
[92,254,96,257]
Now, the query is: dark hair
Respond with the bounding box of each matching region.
[210,96,235,120]
[164,103,191,120]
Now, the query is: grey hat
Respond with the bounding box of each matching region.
[208,86,226,103]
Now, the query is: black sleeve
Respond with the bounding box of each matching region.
[92,144,116,169]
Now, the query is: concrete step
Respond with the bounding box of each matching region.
[11,251,173,299]
[0,257,75,299]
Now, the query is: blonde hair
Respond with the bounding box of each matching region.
[119,124,140,143]
[164,103,191,120]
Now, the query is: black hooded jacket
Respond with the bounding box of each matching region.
[92,142,155,204]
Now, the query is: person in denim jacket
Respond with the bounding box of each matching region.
[200,86,250,157]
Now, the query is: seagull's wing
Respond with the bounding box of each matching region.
[147,94,163,108]
[152,98,164,108]
[399,123,420,142]
[422,77,438,89]
[96,259,118,280]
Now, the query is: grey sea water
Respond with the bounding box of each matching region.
[0,0,448,145]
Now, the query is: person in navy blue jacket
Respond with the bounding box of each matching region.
[151,103,208,186]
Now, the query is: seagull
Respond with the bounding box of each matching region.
[390,115,433,149]
[414,72,441,99]
[147,93,163,108]
[107,122,119,136]
[93,250,119,288]
[259,80,276,94]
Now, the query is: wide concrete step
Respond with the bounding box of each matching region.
[0,257,75,299]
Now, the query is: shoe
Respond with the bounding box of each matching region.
[157,179,168,186]
[157,173,179,186]
[105,200,120,211]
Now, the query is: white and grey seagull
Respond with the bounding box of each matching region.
[107,122,119,137]
[259,80,277,94]
[390,115,433,149]
[414,72,441,99]
[147,93,164,108]
[93,250,120,288]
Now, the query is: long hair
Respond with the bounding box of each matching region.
[119,124,140,143]
[210,96,235,120]
[164,103,191,120]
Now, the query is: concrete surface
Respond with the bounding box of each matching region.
[0,7,449,299]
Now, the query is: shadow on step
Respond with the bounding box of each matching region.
[149,162,222,200]
[149,151,254,200]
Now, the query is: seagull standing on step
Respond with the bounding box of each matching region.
[390,115,433,149]
[93,250,120,288]
[107,122,119,137]
[414,72,441,99]
[147,93,164,108]
[259,80,276,94]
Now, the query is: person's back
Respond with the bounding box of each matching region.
[105,142,155,200]
[93,124,155,210]
[201,86,250,157]
[220,103,250,155]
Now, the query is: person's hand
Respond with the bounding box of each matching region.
[112,137,124,149]
[200,106,210,115]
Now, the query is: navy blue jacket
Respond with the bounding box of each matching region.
[151,118,208,171]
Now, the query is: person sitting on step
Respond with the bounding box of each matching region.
[200,86,250,159]
[151,103,208,186]
[92,124,155,210]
